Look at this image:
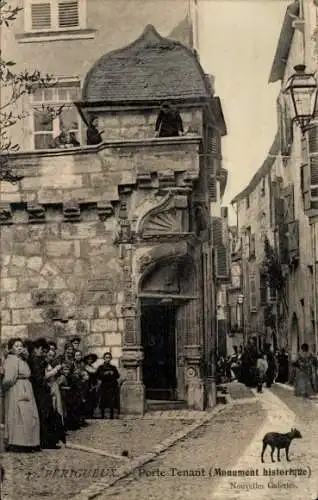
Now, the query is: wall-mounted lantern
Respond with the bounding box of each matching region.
[284,64,318,133]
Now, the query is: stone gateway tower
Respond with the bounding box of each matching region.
[1,26,227,414]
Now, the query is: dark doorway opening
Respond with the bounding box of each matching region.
[141,304,176,400]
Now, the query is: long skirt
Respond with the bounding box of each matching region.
[4,379,40,449]
[34,388,65,447]
[98,385,119,411]
[294,369,314,397]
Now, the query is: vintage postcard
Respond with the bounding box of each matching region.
[0,0,317,499]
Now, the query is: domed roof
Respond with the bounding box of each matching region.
[82,25,210,104]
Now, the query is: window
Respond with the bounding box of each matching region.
[31,81,81,150]
[249,274,257,312]
[25,0,86,32]
[245,227,251,258]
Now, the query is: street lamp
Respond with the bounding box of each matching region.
[284,64,318,134]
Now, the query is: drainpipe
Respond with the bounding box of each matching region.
[312,223,318,352]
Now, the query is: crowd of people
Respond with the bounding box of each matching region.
[1,336,121,453]
[217,338,318,397]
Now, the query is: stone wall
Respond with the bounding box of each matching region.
[0,136,201,368]
[96,107,203,141]
[0,215,124,365]
[3,137,200,206]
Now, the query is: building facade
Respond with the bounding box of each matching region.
[231,0,318,358]
[1,5,229,413]
[2,0,200,151]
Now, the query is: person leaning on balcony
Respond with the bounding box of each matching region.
[155,101,184,137]
[86,116,104,145]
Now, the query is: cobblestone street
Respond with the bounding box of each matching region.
[1,383,318,499]
[95,384,318,500]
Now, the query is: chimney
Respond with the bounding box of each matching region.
[204,74,215,96]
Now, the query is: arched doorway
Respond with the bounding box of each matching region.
[138,254,198,401]
[141,302,177,400]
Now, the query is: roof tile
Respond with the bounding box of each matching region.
[82,25,209,103]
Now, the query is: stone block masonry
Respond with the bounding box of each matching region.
[0,218,124,366]
[0,135,201,379]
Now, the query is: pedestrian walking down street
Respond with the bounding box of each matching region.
[256,353,268,393]
[276,348,289,383]
[96,352,120,419]
[240,338,258,387]
[264,343,277,388]
[2,338,40,452]
[293,343,317,399]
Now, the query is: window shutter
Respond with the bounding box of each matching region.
[214,245,229,282]
[288,220,300,259]
[249,275,257,312]
[277,95,292,156]
[207,159,217,202]
[206,128,219,202]
[308,125,318,154]
[274,197,284,226]
[260,274,267,306]
[206,129,220,157]
[267,286,277,304]
[250,234,256,257]
[310,156,318,202]
[219,167,228,198]
[58,0,79,28]
[278,222,289,264]
[31,2,51,30]
[211,216,223,246]
[283,184,295,223]
[301,164,312,210]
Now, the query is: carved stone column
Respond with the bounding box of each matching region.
[184,343,204,410]
[120,241,145,415]
[183,262,204,410]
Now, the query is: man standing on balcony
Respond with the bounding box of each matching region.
[155,101,184,137]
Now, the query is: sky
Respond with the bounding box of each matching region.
[198,0,289,218]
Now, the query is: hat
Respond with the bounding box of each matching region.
[83,353,98,364]
[71,336,81,343]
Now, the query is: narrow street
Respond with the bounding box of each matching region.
[96,385,318,500]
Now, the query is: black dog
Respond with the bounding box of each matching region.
[261,428,302,463]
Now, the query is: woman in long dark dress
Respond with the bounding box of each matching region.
[276,348,289,383]
[264,344,277,388]
[29,338,65,449]
[96,352,120,419]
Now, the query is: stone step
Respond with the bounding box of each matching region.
[146,400,188,411]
